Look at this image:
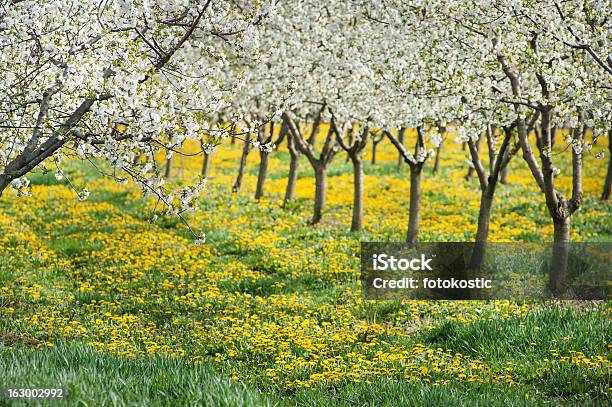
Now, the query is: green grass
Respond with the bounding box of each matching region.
[0,343,277,407]
[2,345,606,406]
[292,381,585,407]
[419,306,611,402]
[422,306,610,358]
[27,171,66,187]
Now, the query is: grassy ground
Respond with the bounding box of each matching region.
[0,343,274,407]
[2,343,599,407]
[1,133,610,406]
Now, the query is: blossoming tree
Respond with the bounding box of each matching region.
[0,0,269,237]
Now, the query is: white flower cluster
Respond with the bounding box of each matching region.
[9,177,32,197]
[0,0,268,208]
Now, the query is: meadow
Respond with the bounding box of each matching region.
[1,133,611,406]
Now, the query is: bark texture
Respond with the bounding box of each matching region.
[550,217,570,296]
[350,156,364,232]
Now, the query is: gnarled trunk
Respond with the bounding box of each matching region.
[350,155,364,232]
[549,217,570,297]
[407,166,422,245]
[312,164,327,224]
[255,151,269,200]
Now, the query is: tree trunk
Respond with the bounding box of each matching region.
[467,123,516,273]
[312,164,327,224]
[164,156,173,179]
[255,151,269,200]
[549,217,570,297]
[500,165,509,185]
[601,130,612,200]
[397,128,406,172]
[0,175,8,198]
[371,141,378,164]
[432,143,443,174]
[468,190,494,271]
[465,135,483,181]
[284,138,300,206]
[232,135,250,193]
[474,191,494,243]
[350,155,364,232]
[407,166,422,245]
[201,153,211,178]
